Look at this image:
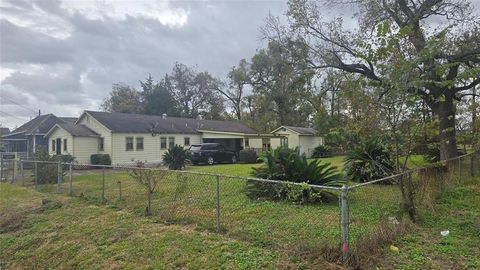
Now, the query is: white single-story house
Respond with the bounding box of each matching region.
[45,111,324,164]
[271,126,324,157]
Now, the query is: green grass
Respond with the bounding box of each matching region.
[0,184,279,269]
[376,176,480,269]
[185,155,346,177]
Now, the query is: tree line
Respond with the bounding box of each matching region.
[102,0,480,161]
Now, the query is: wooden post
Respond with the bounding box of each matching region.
[68,163,73,196]
[34,161,38,189]
[117,181,122,200]
[20,160,24,186]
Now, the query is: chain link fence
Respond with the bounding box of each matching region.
[1,151,479,263]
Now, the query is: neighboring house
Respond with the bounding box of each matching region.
[271,126,324,157]
[0,114,77,159]
[45,111,273,164]
[44,111,325,164]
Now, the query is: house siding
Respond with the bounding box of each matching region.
[111,133,201,165]
[299,135,323,157]
[77,113,112,156]
[48,128,74,156]
[74,137,99,164]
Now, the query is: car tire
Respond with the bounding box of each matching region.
[231,156,237,164]
[207,156,214,165]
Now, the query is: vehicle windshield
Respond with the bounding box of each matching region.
[189,145,202,151]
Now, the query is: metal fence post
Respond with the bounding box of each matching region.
[34,161,38,189]
[102,167,106,202]
[0,154,3,182]
[68,163,73,196]
[340,185,349,261]
[20,160,24,186]
[457,157,461,181]
[216,175,221,232]
[57,161,62,193]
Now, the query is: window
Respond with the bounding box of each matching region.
[160,137,167,149]
[136,137,144,151]
[184,137,190,146]
[63,139,67,151]
[245,138,249,148]
[168,137,175,149]
[52,140,55,152]
[281,138,288,148]
[99,138,104,151]
[126,137,134,151]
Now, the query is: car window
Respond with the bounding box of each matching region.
[217,145,224,151]
[189,145,202,151]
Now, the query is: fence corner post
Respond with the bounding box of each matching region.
[216,174,221,232]
[68,163,73,196]
[340,185,349,262]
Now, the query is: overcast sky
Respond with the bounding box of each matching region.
[0,0,293,129]
[0,0,478,130]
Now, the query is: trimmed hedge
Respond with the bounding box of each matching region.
[91,154,112,165]
[239,149,257,163]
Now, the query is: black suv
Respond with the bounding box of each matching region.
[189,143,237,165]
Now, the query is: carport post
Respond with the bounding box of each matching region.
[340,185,349,262]
[68,163,73,196]
[216,175,221,232]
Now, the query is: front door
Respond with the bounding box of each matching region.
[56,138,61,155]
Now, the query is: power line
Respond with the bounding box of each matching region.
[0,110,30,122]
[0,95,37,114]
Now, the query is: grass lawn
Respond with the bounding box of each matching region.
[185,155,346,177]
[0,184,280,269]
[375,176,480,269]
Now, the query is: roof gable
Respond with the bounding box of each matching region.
[45,123,100,138]
[271,126,317,135]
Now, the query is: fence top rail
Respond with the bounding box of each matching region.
[20,160,343,191]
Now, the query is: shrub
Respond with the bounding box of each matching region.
[162,145,191,170]
[344,137,395,183]
[90,154,112,165]
[33,149,75,184]
[129,161,160,215]
[239,149,257,163]
[247,147,344,203]
[311,145,332,158]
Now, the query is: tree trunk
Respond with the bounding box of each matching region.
[430,96,458,160]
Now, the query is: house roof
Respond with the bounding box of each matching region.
[83,111,258,134]
[59,117,78,124]
[271,126,318,135]
[56,123,100,137]
[9,114,66,135]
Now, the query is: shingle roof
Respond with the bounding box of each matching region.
[85,111,258,134]
[59,117,78,124]
[283,126,317,135]
[0,127,9,136]
[57,123,99,137]
[11,114,66,134]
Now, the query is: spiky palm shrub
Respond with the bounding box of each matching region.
[311,145,332,158]
[248,147,344,203]
[162,145,191,170]
[344,137,395,183]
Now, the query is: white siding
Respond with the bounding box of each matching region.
[73,137,99,164]
[299,135,324,157]
[271,128,300,150]
[111,133,201,165]
[47,127,73,156]
[77,113,112,156]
